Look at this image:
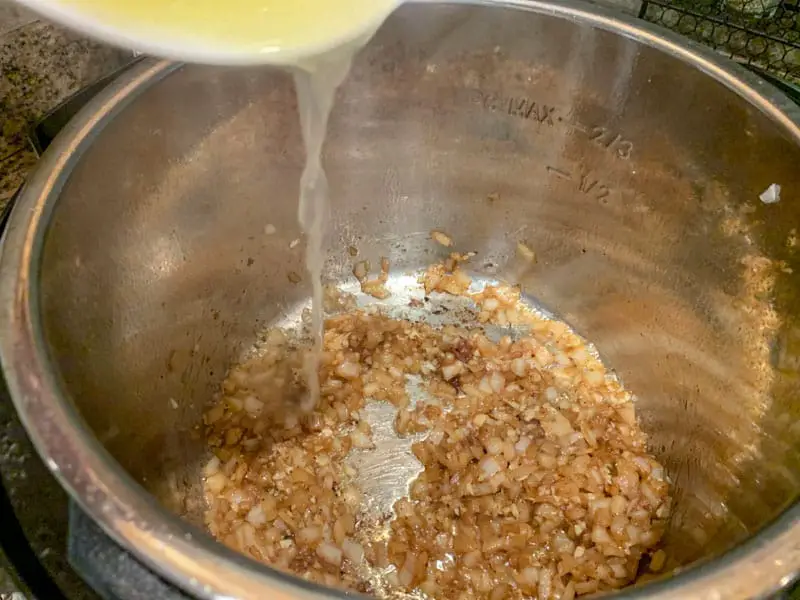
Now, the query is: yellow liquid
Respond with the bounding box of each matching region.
[60,0,395,59]
[293,49,356,409]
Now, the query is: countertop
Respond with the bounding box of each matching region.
[0,7,131,213]
[0,7,132,597]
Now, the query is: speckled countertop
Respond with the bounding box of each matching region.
[0,5,132,597]
[0,5,132,211]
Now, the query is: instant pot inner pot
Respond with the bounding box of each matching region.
[35,1,800,593]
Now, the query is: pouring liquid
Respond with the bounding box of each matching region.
[293,49,358,409]
[34,0,395,407]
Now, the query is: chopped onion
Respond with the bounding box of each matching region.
[203,455,220,477]
[353,261,368,280]
[650,549,667,572]
[316,541,342,566]
[441,361,464,381]
[428,430,445,445]
[351,430,374,449]
[544,410,573,437]
[246,505,267,527]
[205,472,227,494]
[336,361,361,379]
[486,437,504,455]
[584,369,605,386]
[592,525,612,544]
[610,495,627,516]
[511,357,527,377]
[430,230,453,247]
[610,562,627,579]
[760,183,781,204]
[516,241,536,262]
[521,566,539,586]
[244,395,264,415]
[297,526,322,546]
[483,297,499,311]
[342,538,364,564]
[514,436,531,454]
[399,552,416,586]
[489,371,505,393]
[479,456,502,478]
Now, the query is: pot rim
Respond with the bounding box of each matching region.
[2,1,799,599]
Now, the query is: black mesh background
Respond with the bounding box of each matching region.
[638,0,800,84]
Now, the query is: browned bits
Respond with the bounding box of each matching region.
[430,229,454,247]
[202,259,671,599]
[421,251,474,296]
[353,257,392,299]
[516,241,536,262]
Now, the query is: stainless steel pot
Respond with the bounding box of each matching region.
[2,1,800,598]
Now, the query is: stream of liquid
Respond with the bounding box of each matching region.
[294,24,386,408]
[293,49,358,409]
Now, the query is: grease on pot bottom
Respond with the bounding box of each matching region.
[201,251,672,599]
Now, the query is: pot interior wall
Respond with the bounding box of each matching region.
[36,1,800,578]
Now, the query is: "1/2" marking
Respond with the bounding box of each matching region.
[546,165,611,200]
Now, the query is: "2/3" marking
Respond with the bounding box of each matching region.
[468,88,634,160]
[587,126,633,160]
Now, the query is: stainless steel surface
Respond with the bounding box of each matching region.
[2,1,800,598]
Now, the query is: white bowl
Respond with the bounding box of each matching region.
[17,0,400,65]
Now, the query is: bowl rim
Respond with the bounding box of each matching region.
[16,0,400,66]
[1,1,799,598]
